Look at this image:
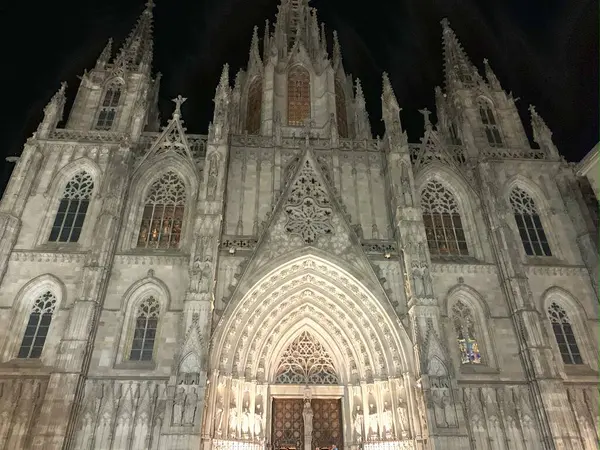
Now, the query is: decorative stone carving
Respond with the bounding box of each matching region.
[303,399,314,450]
[206,152,220,200]
[353,406,364,440]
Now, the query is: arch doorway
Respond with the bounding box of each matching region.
[204,254,421,450]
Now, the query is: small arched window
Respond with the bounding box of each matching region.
[287,66,310,126]
[478,100,503,147]
[95,83,122,131]
[451,301,482,364]
[18,291,57,359]
[547,302,582,365]
[137,171,186,249]
[509,187,551,257]
[49,171,94,243]
[246,77,262,134]
[335,78,348,138]
[421,180,468,256]
[129,296,160,361]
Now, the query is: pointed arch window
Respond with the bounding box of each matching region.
[288,66,310,126]
[421,180,468,256]
[95,83,122,130]
[129,296,160,361]
[478,100,503,147]
[137,171,186,249]
[547,302,582,365]
[449,122,462,145]
[246,77,263,134]
[509,187,551,256]
[452,301,482,364]
[335,78,348,138]
[18,291,57,359]
[49,171,94,243]
[275,331,338,384]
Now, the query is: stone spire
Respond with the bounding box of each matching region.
[248,26,262,72]
[113,0,155,72]
[441,18,479,89]
[354,79,371,139]
[273,0,322,59]
[332,30,342,69]
[381,73,405,145]
[209,64,231,142]
[95,38,113,69]
[483,58,502,91]
[529,105,559,159]
[37,82,68,138]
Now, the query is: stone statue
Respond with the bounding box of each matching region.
[433,391,446,427]
[353,408,364,439]
[214,406,224,435]
[206,154,219,200]
[303,400,314,450]
[172,387,185,425]
[229,408,238,436]
[254,411,263,437]
[442,390,457,427]
[411,267,424,297]
[183,387,198,424]
[422,266,434,297]
[241,406,251,436]
[382,403,393,437]
[397,401,409,436]
[368,404,379,438]
[192,260,212,293]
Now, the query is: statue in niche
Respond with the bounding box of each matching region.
[214,405,224,435]
[422,266,433,297]
[433,391,446,427]
[400,163,413,207]
[381,402,394,438]
[241,404,251,436]
[411,266,424,297]
[184,387,198,425]
[206,153,219,200]
[254,406,263,438]
[191,259,213,293]
[172,387,185,425]
[303,400,314,450]
[442,390,457,427]
[368,404,379,438]
[353,406,364,440]
[229,407,238,436]
[397,400,409,437]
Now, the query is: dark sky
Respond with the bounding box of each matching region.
[0,0,597,192]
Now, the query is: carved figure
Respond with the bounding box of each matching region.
[241,406,251,436]
[397,401,409,436]
[433,391,446,427]
[303,400,314,436]
[368,412,379,438]
[183,388,198,424]
[411,267,424,297]
[214,406,224,435]
[229,408,238,436]
[172,387,185,425]
[442,390,457,427]
[254,412,263,437]
[353,408,364,439]
[206,154,219,200]
[382,404,393,437]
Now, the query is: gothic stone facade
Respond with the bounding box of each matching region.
[0,2,598,450]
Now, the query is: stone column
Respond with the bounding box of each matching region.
[30,145,131,450]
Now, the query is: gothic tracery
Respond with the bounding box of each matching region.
[49,171,94,243]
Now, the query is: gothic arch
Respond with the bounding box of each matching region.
[287,64,311,126]
[415,165,486,260]
[211,253,414,383]
[245,76,263,134]
[122,158,198,251]
[1,274,66,362]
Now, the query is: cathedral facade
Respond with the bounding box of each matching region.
[0,1,598,449]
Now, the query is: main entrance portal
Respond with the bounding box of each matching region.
[272,399,343,450]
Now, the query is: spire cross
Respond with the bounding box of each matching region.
[172,95,187,117]
[418,108,432,128]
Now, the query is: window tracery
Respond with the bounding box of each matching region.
[478,100,503,147]
[129,296,160,361]
[421,180,468,256]
[288,66,310,126]
[335,78,348,138]
[49,171,94,243]
[547,302,582,365]
[18,291,57,359]
[451,301,482,364]
[509,187,551,257]
[137,171,186,249]
[95,83,122,130]
[246,77,262,134]
[275,331,339,384]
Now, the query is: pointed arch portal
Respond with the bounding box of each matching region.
[206,254,418,450]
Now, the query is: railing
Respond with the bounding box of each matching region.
[482,147,546,160]
[48,128,127,143]
[362,440,415,450]
[213,439,265,450]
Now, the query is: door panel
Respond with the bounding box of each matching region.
[272,398,304,450]
[311,399,343,450]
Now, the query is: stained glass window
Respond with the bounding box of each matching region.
[288,66,310,126]
[95,83,121,130]
[18,291,57,359]
[246,77,262,134]
[421,180,469,256]
[509,187,552,257]
[452,301,482,364]
[275,331,338,384]
[547,302,583,365]
[478,100,503,147]
[49,171,94,243]
[335,78,348,138]
[137,171,186,249]
[129,296,160,361]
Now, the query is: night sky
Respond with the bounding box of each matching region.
[0,0,597,192]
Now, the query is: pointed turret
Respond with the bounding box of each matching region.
[248,26,262,72]
[332,31,342,70]
[263,20,271,61]
[441,18,480,89]
[381,73,405,147]
[273,0,322,60]
[113,0,155,72]
[483,58,502,91]
[95,38,113,69]
[354,79,371,139]
[37,82,67,138]
[209,64,231,142]
[529,105,559,159]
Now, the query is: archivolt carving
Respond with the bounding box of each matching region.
[212,255,412,382]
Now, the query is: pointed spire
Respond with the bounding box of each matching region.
[248,26,262,70]
[96,38,113,69]
[381,73,404,143]
[38,82,68,138]
[441,18,478,89]
[382,72,399,109]
[529,105,559,159]
[217,64,230,93]
[263,20,271,61]
[355,78,365,103]
[113,0,155,72]
[332,31,342,68]
[354,78,371,139]
[483,58,502,91]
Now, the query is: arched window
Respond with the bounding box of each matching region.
[421,180,468,256]
[129,296,160,361]
[137,171,186,249]
[478,100,503,147]
[547,302,582,365]
[335,78,348,138]
[18,291,57,359]
[95,83,122,130]
[509,187,551,257]
[287,66,310,126]
[49,171,94,243]
[246,77,262,134]
[275,331,338,384]
[451,301,482,364]
[449,122,462,145]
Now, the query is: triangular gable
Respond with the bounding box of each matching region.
[228,147,388,296]
[412,127,462,173]
[136,115,195,169]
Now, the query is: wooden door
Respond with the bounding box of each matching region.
[311,399,343,450]
[272,398,304,450]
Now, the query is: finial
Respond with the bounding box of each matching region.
[355,78,364,99]
[441,18,451,31]
[220,64,230,85]
[96,38,113,67]
[382,72,394,96]
[172,95,187,117]
[418,108,432,129]
[145,0,155,12]
[333,30,342,64]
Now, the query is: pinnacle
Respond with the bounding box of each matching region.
[355,78,364,99]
